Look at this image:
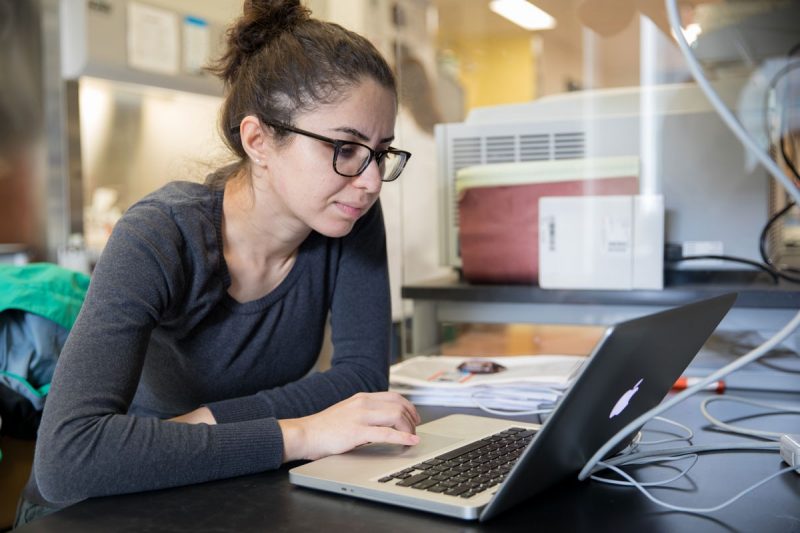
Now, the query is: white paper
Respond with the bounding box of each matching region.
[127,2,180,75]
[390,382,562,411]
[183,16,210,74]
[389,355,585,389]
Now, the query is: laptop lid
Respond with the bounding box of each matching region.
[479,292,737,520]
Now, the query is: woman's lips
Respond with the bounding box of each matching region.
[334,202,366,219]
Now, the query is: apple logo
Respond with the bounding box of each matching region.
[609,378,643,418]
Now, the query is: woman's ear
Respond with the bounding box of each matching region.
[238,115,270,164]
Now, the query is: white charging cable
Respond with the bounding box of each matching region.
[592,454,699,487]
[470,389,561,417]
[597,461,798,513]
[635,416,693,445]
[579,306,800,481]
[590,443,790,513]
[700,395,800,440]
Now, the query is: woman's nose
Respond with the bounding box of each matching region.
[352,159,383,194]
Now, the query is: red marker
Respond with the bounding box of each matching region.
[672,376,725,393]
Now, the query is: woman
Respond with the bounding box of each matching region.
[18,0,419,524]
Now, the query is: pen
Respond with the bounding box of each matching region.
[672,376,725,393]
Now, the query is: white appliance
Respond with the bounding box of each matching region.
[538,195,665,290]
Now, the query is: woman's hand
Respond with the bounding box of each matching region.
[279,391,421,462]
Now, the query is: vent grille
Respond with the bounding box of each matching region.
[519,134,550,161]
[451,138,482,228]
[485,135,515,164]
[554,132,585,159]
[452,137,482,169]
[448,131,586,232]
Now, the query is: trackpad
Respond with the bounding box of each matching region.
[349,432,463,460]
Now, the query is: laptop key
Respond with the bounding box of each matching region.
[397,473,431,487]
[444,485,470,496]
[438,440,490,462]
[411,479,439,490]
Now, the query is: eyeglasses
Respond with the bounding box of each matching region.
[232,121,411,182]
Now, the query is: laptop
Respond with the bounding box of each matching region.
[290,293,737,521]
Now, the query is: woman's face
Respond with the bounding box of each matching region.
[264,77,397,238]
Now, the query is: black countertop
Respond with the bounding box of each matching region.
[16,392,800,533]
[402,276,800,309]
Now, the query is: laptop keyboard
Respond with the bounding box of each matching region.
[377,427,536,499]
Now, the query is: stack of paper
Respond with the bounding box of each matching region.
[389,355,586,412]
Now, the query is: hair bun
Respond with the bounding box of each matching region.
[234,0,310,55]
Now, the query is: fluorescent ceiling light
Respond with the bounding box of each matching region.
[489,0,556,31]
[683,22,702,45]
[670,22,702,46]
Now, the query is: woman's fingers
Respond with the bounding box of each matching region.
[361,391,422,424]
[361,425,420,447]
[353,393,420,434]
[282,391,422,462]
[361,405,416,434]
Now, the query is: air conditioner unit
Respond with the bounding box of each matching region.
[435,82,771,274]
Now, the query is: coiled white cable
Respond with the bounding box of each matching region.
[592,453,699,487]
[579,307,800,481]
[636,416,693,446]
[700,395,800,440]
[596,461,798,513]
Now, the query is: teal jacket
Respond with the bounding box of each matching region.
[0,263,90,330]
[0,263,90,410]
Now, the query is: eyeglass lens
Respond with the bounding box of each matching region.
[335,143,406,182]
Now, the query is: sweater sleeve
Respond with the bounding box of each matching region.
[206,201,392,424]
[34,204,285,505]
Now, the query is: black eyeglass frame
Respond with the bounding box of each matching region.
[231,121,412,182]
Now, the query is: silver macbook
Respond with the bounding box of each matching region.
[290,293,737,521]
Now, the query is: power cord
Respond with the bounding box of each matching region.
[635,416,693,446]
[759,201,800,282]
[589,442,792,513]
[700,395,800,440]
[470,389,560,417]
[664,243,782,284]
[579,305,800,481]
[592,454,699,488]
[596,461,797,513]
[762,54,800,282]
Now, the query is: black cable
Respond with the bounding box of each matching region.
[759,201,800,282]
[759,45,800,283]
[666,255,780,284]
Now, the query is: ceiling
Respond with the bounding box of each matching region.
[432,0,584,41]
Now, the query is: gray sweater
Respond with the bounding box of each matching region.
[30,180,391,506]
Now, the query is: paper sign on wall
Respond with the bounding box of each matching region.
[127,2,179,75]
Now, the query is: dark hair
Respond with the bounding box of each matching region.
[207,0,397,185]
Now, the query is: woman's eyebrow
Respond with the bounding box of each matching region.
[333,126,394,144]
